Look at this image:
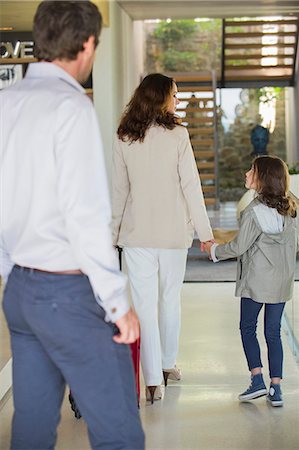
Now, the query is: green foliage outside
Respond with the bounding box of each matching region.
[145,19,222,73]
[161,50,198,72]
[288,162,299,175]
[153,20,198,44]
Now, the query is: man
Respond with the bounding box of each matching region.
[0,1,145,449]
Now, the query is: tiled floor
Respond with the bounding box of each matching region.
[1,283,298,450]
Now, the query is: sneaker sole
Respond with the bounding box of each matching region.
[239,388,268,401]
[266,397,283,407]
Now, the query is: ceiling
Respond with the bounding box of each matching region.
[117,1,299,19]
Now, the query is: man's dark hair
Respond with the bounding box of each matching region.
[33,1,102,61]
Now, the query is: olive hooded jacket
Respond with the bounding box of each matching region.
[214,198,299,304]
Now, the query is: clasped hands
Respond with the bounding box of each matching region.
[200,239,215,258]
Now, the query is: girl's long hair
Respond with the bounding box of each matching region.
[117,73,180,143]
[253,155,297,217]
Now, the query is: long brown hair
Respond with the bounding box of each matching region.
[253,155,297,217]
[117,73,180,143]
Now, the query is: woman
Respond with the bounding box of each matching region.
[112,73,214,403]
[206,156,298,407]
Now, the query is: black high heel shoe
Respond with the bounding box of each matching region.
[145,385,162,404]
[163,366,182,386]
[163,371,170,387]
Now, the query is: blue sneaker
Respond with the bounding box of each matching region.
[238,374,267,401]
[267,383,283,407]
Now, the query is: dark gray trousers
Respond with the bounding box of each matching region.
[3,266,145,450]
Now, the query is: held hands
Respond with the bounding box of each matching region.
[200,240,215,257]
[114,308,140,344]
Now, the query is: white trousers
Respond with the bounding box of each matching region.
[124,248,188,386]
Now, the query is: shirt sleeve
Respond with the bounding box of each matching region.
[0,235,14,284]
[215,208,261,260]
[54,97,130,323]
[210,243,219,262]
[178,128,214,242]
[111,137,130,246]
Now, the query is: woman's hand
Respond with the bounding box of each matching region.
[200,239,215,254]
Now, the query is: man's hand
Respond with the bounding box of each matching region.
[113,308,140,344]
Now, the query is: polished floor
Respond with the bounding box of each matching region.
[0,282,298,450]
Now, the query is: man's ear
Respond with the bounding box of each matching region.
[83,35,95,56]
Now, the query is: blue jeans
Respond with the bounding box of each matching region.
[240,297,285,379]
[3,266,145,450]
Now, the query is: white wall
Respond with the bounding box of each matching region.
[92,2,143,188]
[285,38,299,166]
[93,27,114,188]
[285,85,299,166]
[292,82,299,163]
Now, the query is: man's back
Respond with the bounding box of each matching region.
[1,62,103,271]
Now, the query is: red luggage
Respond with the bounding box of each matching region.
[118,247,141,406]
[130,338,141,406]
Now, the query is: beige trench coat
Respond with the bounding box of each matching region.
[111,125,213,249]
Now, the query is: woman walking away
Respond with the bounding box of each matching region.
[206,155,298,407]
[112,73,214,403]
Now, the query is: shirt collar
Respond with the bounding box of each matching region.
[25,62,85,93]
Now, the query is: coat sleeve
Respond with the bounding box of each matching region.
[215,208,261,260]
[178,128,213,242]
[111,137,130,246]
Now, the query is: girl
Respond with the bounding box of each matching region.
[206,155,298,407]
[112,73,214,403]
